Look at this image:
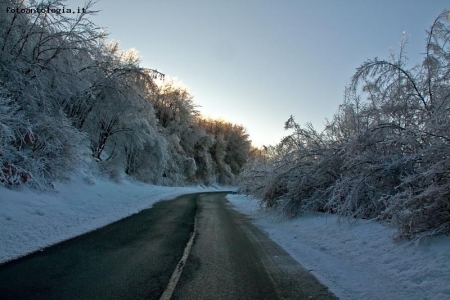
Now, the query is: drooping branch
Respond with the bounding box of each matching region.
[351,58,429,111]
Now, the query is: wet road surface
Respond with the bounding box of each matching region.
[0,192,336,299]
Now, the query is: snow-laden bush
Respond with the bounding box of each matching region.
[0,88,31,187]
[239,10,450,239]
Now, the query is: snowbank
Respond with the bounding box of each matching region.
[0,174,232,264]
[227,194,450,300]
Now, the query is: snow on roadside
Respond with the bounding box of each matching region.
[0,174,232,264]
[226,194,450,300]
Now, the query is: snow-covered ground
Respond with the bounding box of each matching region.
[2,174,449,300]
[227,194,450,300]
[0,173,232,264]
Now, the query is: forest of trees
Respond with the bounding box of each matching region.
[239,11,450,239]
[0,0,251,189]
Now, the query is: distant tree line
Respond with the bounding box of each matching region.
[0,0,251,189]
[239,11,450,239]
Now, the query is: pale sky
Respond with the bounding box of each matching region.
[71,0,448,146]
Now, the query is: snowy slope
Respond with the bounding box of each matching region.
[226,194,450,300]
[0,174,231,264]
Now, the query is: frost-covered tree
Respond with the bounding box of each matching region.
[0,0,252,189]
[80,43,168,182]
[148,79,205,184]
[152,78,198,132]
[239,10,450,239]
[198,118,251,184]
[0,0,101,188]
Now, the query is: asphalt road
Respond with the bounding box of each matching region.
[0,192,337,300]
[172,193,336,300]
